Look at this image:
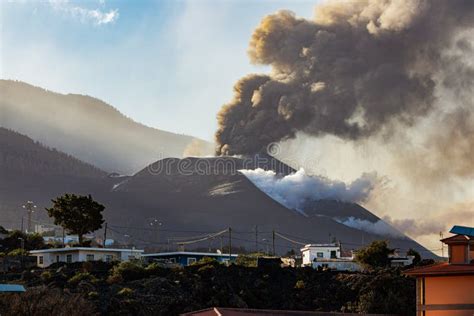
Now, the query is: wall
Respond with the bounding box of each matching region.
[423,275,474,316]
[302,247,341,266]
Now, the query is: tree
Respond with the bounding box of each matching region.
[407,248,421,265]
[355,240,393,269]
[46,194,104,245]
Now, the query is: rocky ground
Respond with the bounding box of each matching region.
[0,259,416,316]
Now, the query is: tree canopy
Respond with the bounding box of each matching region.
[355,240,394,269]
[46,194,104,245]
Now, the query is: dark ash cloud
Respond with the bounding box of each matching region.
[215,0,474,156]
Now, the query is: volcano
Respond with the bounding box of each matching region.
[0,128,434,257]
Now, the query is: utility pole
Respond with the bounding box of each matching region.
[21,217,24,233]
[440,232,444,257]
[255,225,258,253]
[22,201,36,233]
[62,228,65,247]
[228,227,232,261]
[272,229,275,256]
[103,223,108,248]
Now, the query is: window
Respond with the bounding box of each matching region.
[168,258,176,263]
[317,252,324,258]
[56,255,60,263]
[187,257,197,265]
[86,254,94,261]
[38,256,44,265]
[105,255,113,263]
[330,250,337,259]
[66,254,72,263]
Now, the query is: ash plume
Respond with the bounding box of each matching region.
[216,0,474,155]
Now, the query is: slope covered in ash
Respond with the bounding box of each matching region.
[108,155,433,256]
[0,130,433,256]
[0,80,213,174]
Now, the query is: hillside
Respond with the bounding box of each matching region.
[0,128,113,228]
[0,130,433,256]
[0,80,213,174]
[105,156,433,256]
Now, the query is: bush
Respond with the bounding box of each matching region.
[7,248,28,257]
[88,291,99,300]
[294,280,305,289]
[40,271,53,282]
[0,286,97,315]
[109,261,146,282]
[68,272,97,285]
[117,287,134,297]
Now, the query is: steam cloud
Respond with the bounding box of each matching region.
[239,168,376,214]
[216,0,474,155]
[336,217,403,238]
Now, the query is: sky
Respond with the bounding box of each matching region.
[1,0,317,141]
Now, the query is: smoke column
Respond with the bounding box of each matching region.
[216,0,474,156]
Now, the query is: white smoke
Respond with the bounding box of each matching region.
[239,168,377,214]
[335,217,404,238]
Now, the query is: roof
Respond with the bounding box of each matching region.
[301,244,339,250]
[29,247,144,254]
[181,307,391,315]
[0,284,26,292]
[440,234,472,244]
[143,251,238,257]
[404,262,474,276]
[450,225,474,237]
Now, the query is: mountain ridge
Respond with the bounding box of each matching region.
[0,80,214,174]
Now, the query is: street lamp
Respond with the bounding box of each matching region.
[22,201,37,233]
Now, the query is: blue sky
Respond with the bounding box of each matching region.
[1,0,317,140]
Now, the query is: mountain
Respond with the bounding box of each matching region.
[0,128,114,227]
[0,129,433,257]
[0,80,213,174]
[106,156,434,256]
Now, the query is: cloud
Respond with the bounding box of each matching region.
[239,168,377,214]
[335,217,404,238]
[49,0,119,25]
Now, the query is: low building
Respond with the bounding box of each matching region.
[405,225,474,316]
[389,254,415,267]
[301,243,342,266]
[29,247,144,268]
[143,251,238,266]
[0,284,26,293]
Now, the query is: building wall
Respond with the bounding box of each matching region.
[419,275,474,316]
[450,245,467,264]
[302,247,341,266]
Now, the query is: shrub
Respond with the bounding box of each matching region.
[40,271,53,282]
[0,286,97,315]
[7,248,28,257]
[88,291,99,300]
[117,287,134,297]
[294,280,305,289]
[68,272,97,285]
[109,261,146,281]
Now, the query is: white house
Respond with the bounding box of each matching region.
[301,243,342,266]
[301,243,361,271]
[29,247,144,268]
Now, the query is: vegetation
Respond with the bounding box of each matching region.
[0,230,45,253]
[0,260,417,316]
[407,248,421,265]
[355,240,394,269]
[46,194,105,245]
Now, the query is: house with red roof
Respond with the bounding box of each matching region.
[404,225,474,316]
